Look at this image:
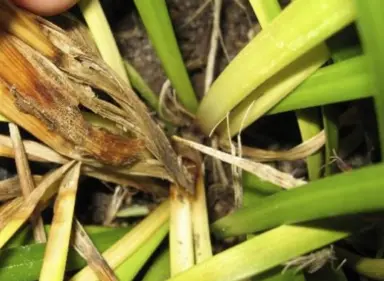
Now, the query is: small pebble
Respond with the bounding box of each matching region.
[0,168,9,181]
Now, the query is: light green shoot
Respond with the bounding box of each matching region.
[78,0,130,85]
[197,0,356,135]
[133,0,199,113]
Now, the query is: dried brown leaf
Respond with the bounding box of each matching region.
[221,130,326,162]
[173,136,306,189]
[0,79,80,160]
[72,219,118,281]
[0,33,145,166]
[9,122,46,242]
[0,1,193,191]
[37,15,193,191]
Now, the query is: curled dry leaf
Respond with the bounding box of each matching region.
[9,122,46,243]
[72,219,119,281]
[220,130,326,162]
[0,0,193,192]
[173,136,306,189]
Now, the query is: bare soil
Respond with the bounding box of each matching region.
[114,0,257,98]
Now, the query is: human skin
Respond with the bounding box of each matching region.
[11,0,78,16]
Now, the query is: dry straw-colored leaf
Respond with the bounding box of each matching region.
[40,162,82,281]
[170,185,194,276]
[173,136,306,189]
[221,130,326,162]
[0,134,68,163]
[9,122,46,242]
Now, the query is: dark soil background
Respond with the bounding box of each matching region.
[114,0,255,98]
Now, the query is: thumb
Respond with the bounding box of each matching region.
[11,0,78,16]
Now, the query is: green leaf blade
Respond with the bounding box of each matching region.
[0,227,130,281]
[268,55,372,115]
[167,221,359,281]
[197,0,356,135]
[133,0,198,113]
[212,163,384,238]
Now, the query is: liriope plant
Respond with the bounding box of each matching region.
[0,0,384,281]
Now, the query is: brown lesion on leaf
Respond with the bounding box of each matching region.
[84,128,145,166]
[0,31,145,166]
